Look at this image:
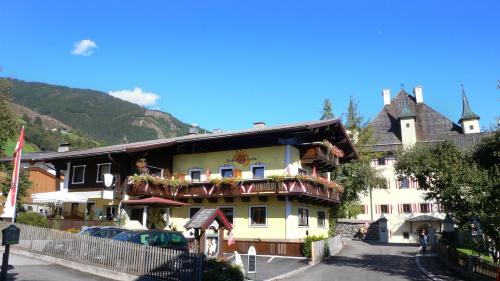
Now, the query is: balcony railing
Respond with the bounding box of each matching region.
[301,144,340,171]
[127,175,342,203]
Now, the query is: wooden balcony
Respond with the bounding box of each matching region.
[127,177,342,205]
[301,144,340,171]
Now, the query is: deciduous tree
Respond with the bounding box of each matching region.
[0,79,18,153]
[395,131,500,262]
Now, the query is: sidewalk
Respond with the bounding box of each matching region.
[417,253,468,281]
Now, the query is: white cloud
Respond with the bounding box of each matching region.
[71,39,98,56]
[109,87,160,107]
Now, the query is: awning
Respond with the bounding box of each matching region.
[406,215,443,222]
[32,191,88,203]
[122,197,189,207]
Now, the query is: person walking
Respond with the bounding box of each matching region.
[419,229,428,253]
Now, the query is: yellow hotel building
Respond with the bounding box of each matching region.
[29,119,357,256]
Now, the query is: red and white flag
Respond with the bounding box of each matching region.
[1,127,24,221]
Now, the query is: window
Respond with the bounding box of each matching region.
[400,178,409,189]
[380,204,389,214]
[298,207,309,226]
[70,203,79,217]
[403,232,410,239]
[189,207,202,218]
[251,165,265,179]
[377,157,386,166]
[406,123,410,128]
[130,208,143,222]
[86,202,95,216]
[402,204,412,213]
[420,203,429,213]
[250,206,267,226]
[317,211,326,228]
[72,165,86,184]
[106,206,117,220]
[189,169,202,182]
[220,207,234,225]
[220,167,233,178]
[469,125,474,130]
[96,163,111,183]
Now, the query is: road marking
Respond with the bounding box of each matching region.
[267,256,275,262]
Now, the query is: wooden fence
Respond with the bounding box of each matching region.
[437,242,499,280]
[0,222,204,281]
[310,235,343,264]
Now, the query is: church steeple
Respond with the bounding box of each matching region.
[458,85,480,134]
[398,94,416,119]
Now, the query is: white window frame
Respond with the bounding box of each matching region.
[219,206,235,226]
[249,205,268,227]
[189,168,203,182]
[317,210,327,228]
[189,206,202,219]
[96,163,111,183]
[250,164,265,179]
[72,165,86,184]
[219,166,234,178]
[298,206,309,227]
[402,204,412,214]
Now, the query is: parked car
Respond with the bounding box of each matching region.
[79,226,125,238]
[112,230,189,252]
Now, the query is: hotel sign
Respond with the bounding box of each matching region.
[226,150,257,166]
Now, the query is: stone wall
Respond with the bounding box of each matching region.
[335,219,371,239]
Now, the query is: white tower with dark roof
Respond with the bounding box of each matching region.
[459,85,480,134]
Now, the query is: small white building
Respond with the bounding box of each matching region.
[356,85,486,244]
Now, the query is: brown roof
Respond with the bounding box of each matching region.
[369,90,488,152]
[15,119,358,162]
[184,208,233,231]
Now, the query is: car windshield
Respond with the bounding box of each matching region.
[79,228,99,235]
[112,232,136,242]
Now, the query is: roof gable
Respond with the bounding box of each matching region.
[371,90,462,146]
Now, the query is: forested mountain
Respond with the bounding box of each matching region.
[7,79,191,146]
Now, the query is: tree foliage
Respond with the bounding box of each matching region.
[320,98,334,120]
[0,79,18,153]
[332,97,385,221]
[0,163,32,211]
[394,131,500,261]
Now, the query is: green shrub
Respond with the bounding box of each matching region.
[203,259,244,281]
[302,235,325,258]
[16,212,48,228]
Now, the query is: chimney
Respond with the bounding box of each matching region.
[413,85,424,104]
[58,142,70,153]
[188,123,200,135]
[382,89,391,105]
[253,121,266,128]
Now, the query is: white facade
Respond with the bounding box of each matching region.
[400,118,417,147]
[461,119,480,134]
[356,157,444,243]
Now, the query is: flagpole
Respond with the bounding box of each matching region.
[10,126,24,223]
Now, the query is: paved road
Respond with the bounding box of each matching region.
[0,252,111,281]
[284,241,429,281]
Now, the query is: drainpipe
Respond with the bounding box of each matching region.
[369,186,374,221]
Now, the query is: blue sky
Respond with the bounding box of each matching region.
[1,1,499,131]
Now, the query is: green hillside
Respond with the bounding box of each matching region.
[7,79,190,145]
[4,139,39,156]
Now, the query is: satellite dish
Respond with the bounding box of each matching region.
[104,173,114,188]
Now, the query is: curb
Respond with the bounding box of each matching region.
[264,239,348,281]
[415,253,443,281]
[10,248,138,281]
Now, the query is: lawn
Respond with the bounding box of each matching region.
[457,248,495,263]
[3,139,39,156]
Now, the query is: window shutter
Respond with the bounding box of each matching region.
[389,204,392,214]
[396,180,399,189]
[411,203,415,213]
[428,203,432,212]
[376,205,380,214]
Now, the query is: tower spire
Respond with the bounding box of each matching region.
[459,85,480,123]
[398,94,416,119]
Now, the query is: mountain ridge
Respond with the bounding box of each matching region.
[5,78,192,148]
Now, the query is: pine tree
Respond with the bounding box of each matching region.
[320,98,334,120]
